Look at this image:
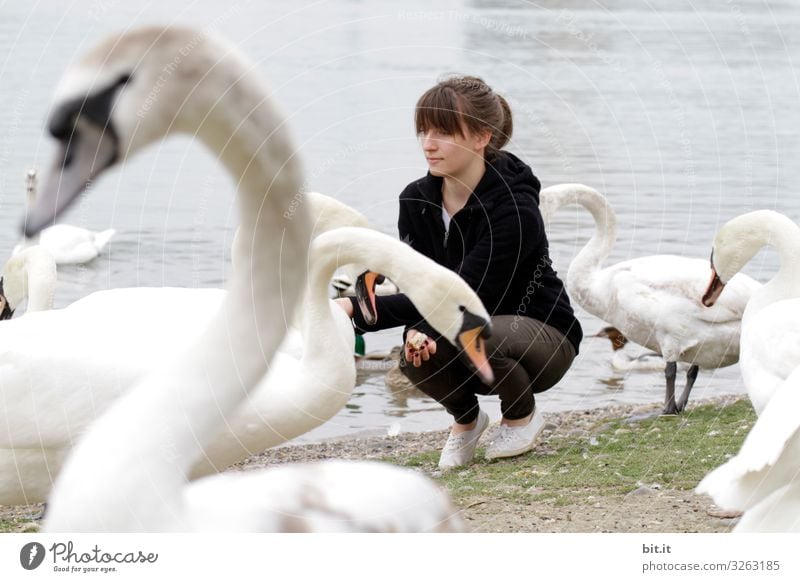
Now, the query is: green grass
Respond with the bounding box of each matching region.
[396,399,756,506]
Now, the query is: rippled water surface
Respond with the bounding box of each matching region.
[1,0,798,441]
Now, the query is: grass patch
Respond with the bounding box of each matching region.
[397,399,756,506]
[0,513,40,533]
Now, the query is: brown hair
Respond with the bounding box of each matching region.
[414,75,513,160]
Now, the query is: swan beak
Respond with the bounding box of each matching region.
[354,271,385,325]
[22,116,118,238]
[458,327,494,385]
[702,268,725,307]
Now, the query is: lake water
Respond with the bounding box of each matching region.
[1,0,798,442]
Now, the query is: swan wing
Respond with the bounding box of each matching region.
[733,482,800,532]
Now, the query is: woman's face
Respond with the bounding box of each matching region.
[419,126,490,178]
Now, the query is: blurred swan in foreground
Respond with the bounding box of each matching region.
[696,210,800,532]
[540,184,760,414]
[23,25,462,532]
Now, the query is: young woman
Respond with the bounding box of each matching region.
[338,76,582,470]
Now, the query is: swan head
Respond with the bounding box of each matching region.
[356,270,494,384]
[23,26,264,237]
[703,210,799,307]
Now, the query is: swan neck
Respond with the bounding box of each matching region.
[749,220,800,313]
[561,187,617,280]
[26,275,55,312]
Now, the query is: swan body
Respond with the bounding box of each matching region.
[26,26,462,532]
[702,210,800,415]
[14,168,114,265]
[696,364,800,531]
[540,184,760,414]
[183,459,463,532]
[0,287,223,505]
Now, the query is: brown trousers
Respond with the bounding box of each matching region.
[400,315,577,424]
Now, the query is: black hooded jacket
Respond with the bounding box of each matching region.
[351,151,583,353]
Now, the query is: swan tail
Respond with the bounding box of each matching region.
[92,229,116,252]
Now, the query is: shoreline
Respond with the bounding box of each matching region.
[237,393,744,469]
[1,393,749,533]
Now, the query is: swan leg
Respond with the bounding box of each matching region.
[676,365,700,413]
[662,361,679,415]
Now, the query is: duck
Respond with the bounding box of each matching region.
[14,168,115,265]
[18,26,474,532]
[539,184,760,414]
[0,246,57,317]
[701,210,800,415]
[696,364,800,532]
[592,326,667,373]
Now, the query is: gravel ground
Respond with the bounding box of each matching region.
[0,396,741,533]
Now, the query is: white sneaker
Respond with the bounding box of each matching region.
[438,410,490,471]
[485,408,546,460]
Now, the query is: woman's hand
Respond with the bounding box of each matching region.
[405,328,437,367]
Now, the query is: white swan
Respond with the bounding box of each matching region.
[14,168,115,265]
[0,246,57,317]
[701,210,800,414]
[696,364,800,531]
[193,226,493,477]
[539,184,760,414]
[22,26,464,532]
